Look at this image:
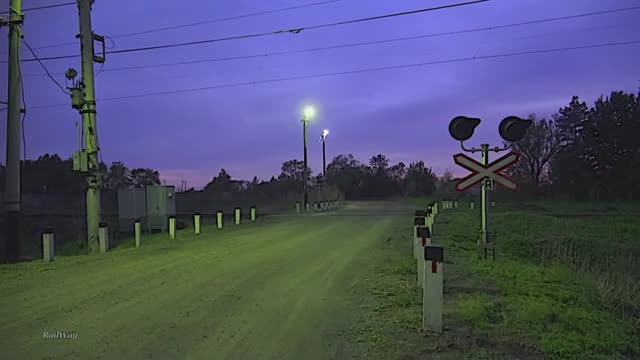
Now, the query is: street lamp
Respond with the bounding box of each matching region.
[447,115,532,260]
[302,105,316,209]
[321,129,329,177]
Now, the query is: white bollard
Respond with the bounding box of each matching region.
[42,227,55,262]
[134,220,142,248]
[423,245,444,334]
[296,202,301,213]
[99,222,109,253]
[416,226,431,288]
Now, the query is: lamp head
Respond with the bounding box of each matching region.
[499,116,533,142]
[448,116,482,141]
[322,129,329,138]
[303,105,316,120]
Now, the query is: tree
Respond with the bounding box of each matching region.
[369,154,390,175]
[389,162,407,195]
[22,154,85,193]
[204,168,233,193]
[278,159,311,183]
[550,96,591,199]
[130,168,161,188]
[104,161,132,190]
[507,114,561,195]
[326,154,365,199]
[406,161,437,196]
[582,91,640,200]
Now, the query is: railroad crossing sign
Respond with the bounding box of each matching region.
[453,152,520,191]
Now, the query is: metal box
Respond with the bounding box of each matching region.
[117,188,146,233]
[145,185,176,232]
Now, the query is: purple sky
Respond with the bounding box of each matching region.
[1,0,639,189]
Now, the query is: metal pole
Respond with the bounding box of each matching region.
[4,0,23,263]
[322,136,326,177]
[302,118,309,208]
[77,0,102,253]
[480,144,490,254]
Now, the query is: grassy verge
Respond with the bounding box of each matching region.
[349,203,640,359]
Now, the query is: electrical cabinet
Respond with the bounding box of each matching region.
[117,185,176,233]
[145,185,176,233]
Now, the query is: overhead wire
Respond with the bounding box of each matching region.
[28,39,640,109]
[5,0,489,63]
[16,5,640,77]
[0,1,74,15]
[25,0,344,51]
[21,40,70,95]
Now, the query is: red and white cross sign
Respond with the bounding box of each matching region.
[453,152,520,191]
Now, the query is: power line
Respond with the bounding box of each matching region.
[29,39,640,109]
[25,0,344,51]
[21,40,70,95]
[17,5,640,76]
[0,1,75,14]
[5,0,489,63]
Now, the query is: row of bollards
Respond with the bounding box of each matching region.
[413,199,463,335]
[41,206,260,262]
[295,200,340,213]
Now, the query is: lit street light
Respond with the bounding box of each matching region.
[302,105,316,209]
[321,129,329,178]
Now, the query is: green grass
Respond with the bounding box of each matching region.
[439,203,640,360]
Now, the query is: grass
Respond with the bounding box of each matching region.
[442,203,640,359]
[344,199,640,359]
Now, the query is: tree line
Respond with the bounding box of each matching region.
[1,88,637,201]
[507,89,640,201]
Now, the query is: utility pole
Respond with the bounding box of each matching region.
[67,0,106,252]
[480,144,489,248]
[302,119,309,208]
[3,0,23,263]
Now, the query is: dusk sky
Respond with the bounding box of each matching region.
[1,0,639,189]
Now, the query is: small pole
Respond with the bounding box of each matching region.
[250,206,256,221]
[169,216,176,239]
[216,210,223,230]
[134,220,141,247]
[234,208,241,225]
[454,200,458,208]
[481,144,490,255]
[470,201,475,209]
[416,226,431,288]
[42,227,55,262]
[98,222,109,253]
[305,202,310,212]
[194,213,201,235]
[423,245,444,334]
[296,202,301,213]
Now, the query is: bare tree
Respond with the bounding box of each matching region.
[507,114,561,193]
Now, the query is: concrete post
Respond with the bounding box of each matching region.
[169,216,176,239]
[42,227,54,262]
[194,213,201,235]
[234,208,241,225]
[413,210,426,259]
[470,201,475,209]
[423,245,444,334]
[491,201,496,207]
[98,222,109,253]
[416,226,431,288]
[305,203,310,212]
[250,207,256,221]
[296,202,301,213]
[454,200,458,208]
[134,220,141,247]
[216,211,223,229]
